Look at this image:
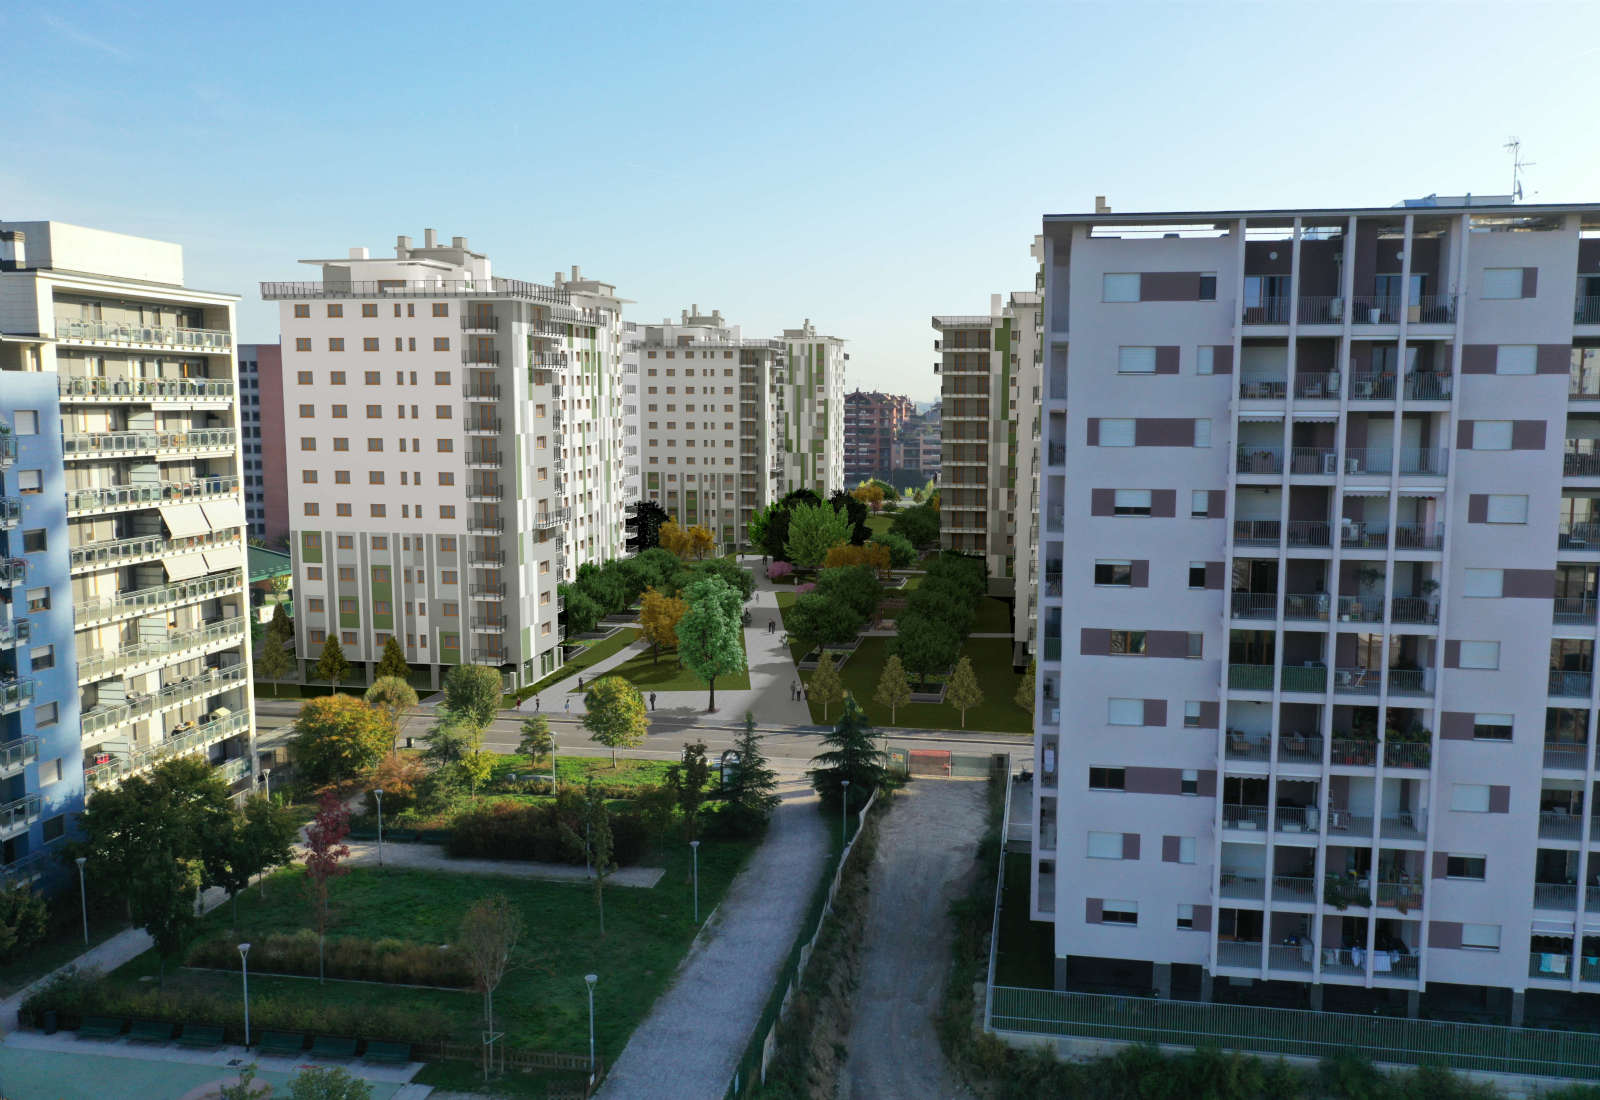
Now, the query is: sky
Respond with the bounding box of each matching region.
[6,0,1600,403]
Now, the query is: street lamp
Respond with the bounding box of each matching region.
[550,736,558,793]
[261,767,272,799]
[690,840,701,924]
[840,779,850,847]
[374,789,384,868]
[584,973,598,1074]
[74,857,88,945]
[238,942,252,1047]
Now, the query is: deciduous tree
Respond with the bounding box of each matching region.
[872,532,916,569]
[363,676,418,748]
[561,585,603,636]
[638,586,687,665]
[313,637,351,694]
[808,652,845,721]
[893,613,960,683]
[292,695,392,786]
[1015,660,1036,713]
[890,503,940,547]
[580,783,614,937]
[784,502,852,568]
[443,664,502,731]
[786,594,861,659]
[517,714,553,764]
[583,676,649,767]
[823,542,891,576]
[873,654,912,725]
[677,576,746,712]
[253,628,291,697]
[829,490,872,545]
[303,792,351,983]
[460,894,523,1079]
[0,885,47,963]
[945,655,984,728]
[850,483,886,508]
[216,796,299,928]
[288,1065,373,1100]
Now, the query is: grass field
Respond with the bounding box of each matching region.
[0,911,129,999]
[605,632,751,693]
[797,635,1030,733]
[864,514,894,539]
[513,628,642,701]
[971,595,1014,634]
[995,851,1055,988]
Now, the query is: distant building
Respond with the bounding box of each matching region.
[238,343,287,546]
[843,388,914,484]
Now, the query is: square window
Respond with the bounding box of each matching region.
[432,303,449,317]
[327,304,343,318]
[1176,903,1195,930]
[1188,562,1206,588]
[1472,713,1513,740]
[433,337,450,351]
[1098,419,1135,446]
[337,535,354,549]
[42,816,64,842]
[21,529,46,554]
[294,304,310,318]
[1481,268,1525,299]
[297,371,313,384]
[1462,569,1503,597]
[363,338,379,351]
[1107,698,1143,725]
[1102,273,1140,303]
[35,702,58,729]
[1087,831,1123,859]
[1451,783,1491,812]
[1473,421,1513,450]
[29,645,53,671]
[25,587,48,613]
[1497,345,1537,374]
[1447,855,1487,880]
[328,337,345,352]
[1180,769,1199,794]
[1089,767,1125,791]
[1461,923,1501,950]
[1095,560,1132,586]
[12,412,37,435]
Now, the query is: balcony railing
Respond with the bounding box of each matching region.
[74,572,242,628]
[81,665,247,736]
[0,736,37,775]
[462,383,501,401]
[1216,941,1263,968]
[1219,872,1264,900]
[465,485,504,502]
[470,618,506,633]
[1330,739,1378,767]
[0,436,14,469]
[464,418,503,435]
[1231,592,1277,620]
[0,678,35,715]
[1555,596,1598,625]
[1341,523,1389,550]
[1222,805,1269,831]
[1298,297,1343,325]
[1393,523,1443,551]
[1294,371,1341,399]
[1334,667,1379,694]
[85,711,252,790]
[1560,523,1600,550]
[1376,881,1424,909]
[1233,519,1281,546]
[1539,811,1584,841]
[1550,669,1593,698]
[1237,447,1283,475]
[1289,447,1337,475]
[1336,594,1384,622]
[1281,665,1328,694]
[0,559,24,587]
[1405,372,1453,401]
[535,508,572,528]
[1228,664,1273,691]
[465,452,502,469]
[1383,741,1431,769]
[75,616,246,684]
[460,314,500,332]
[65,476,240,516]
[0,795,41,836]
[462,348,500,366]
[0,498,17,530]
[1239,379,1287,400]
[55,316,232,351]
[1276,805,1320,835]
[1379,812,1425,841]
[1350,372,1397,400]
[263,277,568,304]
[62,427,236,459]
[1410,295,1457,324]
[1531,951,1576,980]
[1543,742,1588,771]
[1387,669,1430,697]
[1566,451,1600,478]
[1225,734,1269,761]
[0,618,28,650]
[71,528,238,573]
[1390,597,1438,624]
[59,376,235,402]
[1577,297,1600,324]
[1278,734,1323,764]
[1268,944,1314,972]
[1272,875,1316,903]
[1400,448,1448,477]
[1242,298,1292,325]
[1534,882,1579,911]
[1287,521,1331,547]
[1352,296,1402,324]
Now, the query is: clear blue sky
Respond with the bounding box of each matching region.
[6,0,1598,402]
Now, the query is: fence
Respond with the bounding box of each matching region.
[985,985,1600,1081]
[724,789,881,1097]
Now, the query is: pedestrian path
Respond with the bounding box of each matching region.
[341,838,665,887]
[595,778,829,1099]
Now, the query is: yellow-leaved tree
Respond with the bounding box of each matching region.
[638,585,688,665]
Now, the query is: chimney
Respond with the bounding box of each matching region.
[0,230,25,271]
[1094,195,1111,214]
[452,236,467,249]
[553,271,564,286]
[349,247,369,260]
[990,292,1002,315]
[395,235,412,258]
[424,228,437,247]
[571,265,581,282]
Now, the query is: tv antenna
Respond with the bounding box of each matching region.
[1504,137,1534,201]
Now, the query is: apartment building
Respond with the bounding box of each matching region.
[265,231,628,690]
[843,388,914,484]
[778,321,847,496]
[620,323,642,504]
[891,404,942,487]
[0,221,254,879]
[632,307,785,548]
[934,289,1042,659]
[238,343,288,545]
[1034,199,1600,1025]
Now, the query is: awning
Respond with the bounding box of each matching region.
[161,503,209,539]
[1291,412,1340,422]
[162,554,206,581]
[1535,918,1577,935]
[1342,487,1389,497]
[200,499,245,531]
[1238,413,1284,423]
[202,547,242,575]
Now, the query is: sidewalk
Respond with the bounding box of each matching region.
[595,778,829,1099]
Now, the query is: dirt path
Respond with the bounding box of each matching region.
[839,780,986,1100]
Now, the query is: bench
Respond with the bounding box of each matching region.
[77,1016,125,1040]
[176,1025,225,1049]
[256,1031,306,1056]
[310,1035,359,1060]
[128,1019,175,1043]
[361,1040,411,1064]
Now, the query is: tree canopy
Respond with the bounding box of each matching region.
[292,695,393,786]
[443,664,502,731]
[807,652,845,721]
[639,586,687,664]
[313,637,351,693]
[678,575,746,711]
[583,676,649,766]
[784,502,852,569]
[808,699,883,809]
[374,636,411,680]
[890,503,941,547]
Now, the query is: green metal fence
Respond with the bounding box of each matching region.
[988,986,1600,1081]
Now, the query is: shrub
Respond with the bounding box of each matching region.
[767,560,794,582]
[444,798,651,867]
[794,582,816,595]
[185,930,472,988]
[362,754,427,816]
[702,801,769,840]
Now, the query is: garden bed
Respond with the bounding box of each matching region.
[796,638,861,671]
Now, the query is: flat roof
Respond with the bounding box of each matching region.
[248,546,292,582]
[1044,201,1600,224]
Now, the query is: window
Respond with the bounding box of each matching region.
[1107,698,1144,726]
[335,503,351,517]
[327,304,343,317]
[369,470,384,484]
[307,598,325,613]
[1113,489,1152,516]
[360,303,378,317]
[371,503,386,518]
[1198,274,1217,300]
[371,536,387,550]
[442,602,459,618]
[298,404,314,418]
[1176,836,1196,864]
[35,702,57,729]
[1447,855,1487,880]
[330,405,348,419]
[1184,701,1203,728]
[306,566,323,580]
[42,816,64,843]
[435,371,450,385]
[337,535,353,549]
[1102,274,1140,303]
[337,566,355,582]
[1193,420,1211,447]
[1101,900,1138,925]
[1181,769,1199,794]
[1461,923,1501,950]
[432,303,449,317]
[440,537,456,552]
[1497,345,1537,375]
[297,371,313,384]
[438,471,454,486]
[1197,347,1214,375]
[21,529,45,554]
[1089,767,1125,790]
[294,304,310,318]
[1472,713,1513,740]
[342,631,357,645]
[363,338,379,351]
[1485,494,1528,524]
[1458,641,1500,669]
[328,338,345,352]
[295,337,311,351]
[1118,347,1156,374]
[433,337,450,351]
[437,439,453,452]
[1188,563,1206,588]
[29,645,53,672]
[1095,560,1133,586]
[1482,268,1525,299]
[330,371,346,385]
[1099,419,1135,446]
[435,405,452,419]
[334,470,350,484]
[1473,421,1513,450]
[300,437,316,451]
[1109,630,1146,655]
[12,411,36,435]
[1462,569,1503,597]
[1087,831,1124,859]
[1176,903,1196,930]
[1186,633,1204,658]
[1451,783,1492,812]
[338,597,357,616]
[441,570,456,585]
[1190,490,1209,517]
[438,505,454,519]
[333,438,349,451]
[25,587,48,613]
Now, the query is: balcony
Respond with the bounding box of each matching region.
[1294,372,1341,400]
[1278,734,1324,765]
[462,383,501,401]
[461,348,500,366]
[1550,670,1593,698]
[71,528,238,574]
[1577,297,1600,325]
[1222,805,1269,832]
[0,678,35,715]
[1351,297,1402,325]
[1538,811,1584,841]
[466,517,504,534]
[1280,665,1328,694]
[535,508,572,529]
[1534,882,1579,911]
[464,418,503,435]
[59,376,234,405]
[1242,298,1291,325]
[1216,941,1262,968]
[1393,523,1443,551]
[1287,521,1331,548]
[465,484,504,502]
[1376,881,1424,910]
[1350,373,1397,401]
[470,583,505,600]
[0,736,38,777]
[55,316,232,352]
[465,452,502,470]
[1237,447,1284,475]
[1282,593,1330,621]
[1231,593,1277,620]
[1341,523,1389,551]
[0,436,13,469]
[1405,372,1453,401]
[80,664,248,736]
[467,551,505,567]
[65,476,241,517]
[1389,597,1437,625]
[74,573,242,628]
[0,795,41,837]
[0,498,17,530]
[1531,952,1576,981]
[1560,523,1600,551]
[1399,449,1448,477]
[1555,596,1598,626]
[1387,669,1431,697]
[1267,945,1313,973]
[460,314,500,333]
[1379,813,1426,841]
[1330,739,1378,767]
[1272,875,1317,904]
[1239,379,1287,400]
[1334,667,1379,695]
[1566,452,1600,478]
[1219,872,1265,901]
[85,711,252,791]
[470,617,506,633]
[1225,733,1270,762]
[1228,664,1273,691]
[1383,741,1431,769]
[75,615,247,684]
[0,559,24,587]
[62,427,236,460]
[1298,296,1344,325]
[0,618,29,650]
[1275,805,1320,835]
[1543,742,1589,771]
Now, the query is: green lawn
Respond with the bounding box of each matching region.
[605,632,751,693]
[102,840,756,1064]
[971,596,1014,634]
[0,911,130,999]
[797,635,1030,734]
[995,851,1055,988]
[865,514,894,539]
[252,682,366,701]
[513,628,641,701]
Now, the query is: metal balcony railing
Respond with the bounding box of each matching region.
[1531,951,1576,981]
[1565,451,1600,477]
[1400,448,1448,476]
[461,383,501,400]
[461,348,500,366]
[1352,296,1402,324]
[1409,294,1457,323]
[55,316,232,351]
[0,498,18,530]
[1334,667,1380,695]
[1298,296,1344,324]
[1272,875,1316,904]
[65,476,240,516]
[1405,372,1453,400]
[1287,521,1331,547]
[1219,873,1264,900]
[264,277,567,303]
[469,584,505,599]
[59,376,235,402]
[466,517,505,534]
[0,619,29,650]
[1538,811,1584,841]
[1267,945,1313,973]
[1550,669,1593,698]
[1387,669,1431,697]
[1294,371,1341,399]
[1341,523,1388,550]
[1278,734,1323,764]
[0,678,35,715]
[1534,882,1579,911]
[1336,594,1384,622]
[535,508,572,528]
[1577,297,1600,324]
[1228,664,1273,691]
[1376,881,1424,909]
[1289,447,1337,474]
[465,452,502,469]
[1231,592,1277,620]
[0,795,41,835]
[0,436,14,469]
[62,427,236,459]
[85,711,252,790]
[74,573,241,628]
[1379,812,1425,841]
[1216,941,1262,968]
[1281,666,1327,694]
[1390,597,1438,624]
[80,664,248,735]
[460,314,500,332]
[1225,734,1269,761]
[75,616,246,684]
[1393,523,1443,550]
[467,551,505,567]
[1350,372,1397,400]
[470,618,506,632]
[1554,596,1598,625]
[465,485,503,502]
[464,418,502,434]
[1242,298,1291,325]
[1559,523,1600,550]
[1383,741,1431,768]
[1542,742,1588,771]
[1328,739,1376,767]
[1237,446,1284,475]
[1239,378,1287,400]
[1222,806,1269,831]
[71,528,238,573]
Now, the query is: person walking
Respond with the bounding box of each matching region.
[649,691,657,711]
[564,696,571,713]
[578,677,584,691]
[534,695,541,712]
[791,679,798,699]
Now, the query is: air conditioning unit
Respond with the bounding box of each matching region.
[1322,453,1339,475]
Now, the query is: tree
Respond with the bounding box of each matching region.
[216,796,299,928]
[364,676,418,749]
[786,593,861,658]
[808,699,884,809]
[945,655,984,728]
[747,503,777,555]
[692,557,756,601]
[287,1066,373,1100]
[851,483,886,508]
[292,695,392,786]
[134,850,203,988]
[517,714,553,764]
[823,542,891,576]
[266,601,294,651]
[677,575,746,712]
[253,628,291,697]
[815,565,882,621]
[218,1064,270,1100]
[724,714,780,823]
[893,614,961,684]
[313,637,351,694]
[759,506,792,562]
[873,654,913,725]
[374,636,411,681]
[808,652,845,721]
[460,895,523,1080]
[890,503,940,547]
[667,741,710,841]
[561,585,603,636]
[638,586,687,665]
[443,664,502,731]
[0,885,48,963]
[782,488,823,510]
[784,502,852,569]
[682,524,716,560]
[581,783,615,937]
[1015,660,1036,713]
[304,792,351,983]
[829,490,871,546]
[578,566,628,616]
[872,531,916,569]
[625,499,669,554]
[583,676,649,767]
[423,709,490,795]
[658,520,688,558]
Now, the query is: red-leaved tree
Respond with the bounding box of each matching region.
[303,791,351,983]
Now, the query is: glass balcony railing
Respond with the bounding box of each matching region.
[0,559,24,587]
[0,618,29,650]
[75,616,246,684]
[59,376,235,402]
[65,476,240,516]
[0,498,18,530]
[0,678,35,715]
[70,528,239,572]
[85,711,251,790]
[62,428,236,458]
[0,436,14,469]
[0,795,41,836]
[55,316,232,351]
[74,573,242,627]
[80,664,248,735]
[0,736,39,774]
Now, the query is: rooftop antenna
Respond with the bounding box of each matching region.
[1504,137,1534,201]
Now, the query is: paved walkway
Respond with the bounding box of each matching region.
[343,838,665,887]
[596,777,829,1099]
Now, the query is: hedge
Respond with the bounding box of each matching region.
[186,930,470,988]
[445,802,649,866]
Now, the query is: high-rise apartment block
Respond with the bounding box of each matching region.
[265,231,628,690]
[238,342,288,546]
[892,405,942,487]
[935,289,1042,658]
[0,221,254,881]
[843,388,914,484]
[778,321,847,497]
[1034,200,1600,1022]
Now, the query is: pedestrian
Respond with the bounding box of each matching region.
[791,679,798,698]
[649,691,657,710]
[564,696,571,712]
[578,677,584,691]
[534,695,541,712]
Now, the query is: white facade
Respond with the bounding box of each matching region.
[265,231,628,688]
[1037,201,1600,1020]
[778,321,847,497]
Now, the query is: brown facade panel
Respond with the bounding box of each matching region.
[1429,920,1463,950]
[1538,344,1574,374]
[1502,568,1556,598]
[1443,640,1461,669]
[1142,698,1166,726]
[1152,490,1177,518]
[1488,785,1511,814]
[1192,904,1212,933]
[1162,835,1181,862]
[1460,345,1497,374]
[1207,490,1227,518]
[1146,630,1191,659]
[1522,266,1539,299]
[1439,711,1476,740]
[1196,701,1220,729]
[1140,271,1202,301]
[1135,418,1197,447]
[1204,562,1226,590]
[1457,421,1474,450]
[1511,419,1547,450]
[1432,851,1450,879]
[1085,897,1103,924]
[1155,346,1180,374]
[1122,832,1141,860]
[1467,494,1488,524]
[1079,628,1112,656]
[1090,488,1115,516]
[1086,418,1100,446]
[1211,346,1233,375]
[1129,560,1150,587]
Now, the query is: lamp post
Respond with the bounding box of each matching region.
[261,767,272,799]
[584,973,598,1074]
[690,840,701,924]
[74,856,88,945]
[840,779,850,847]
[550,736,558,793]
[238,942,252,1047]
[374,788,384,867]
